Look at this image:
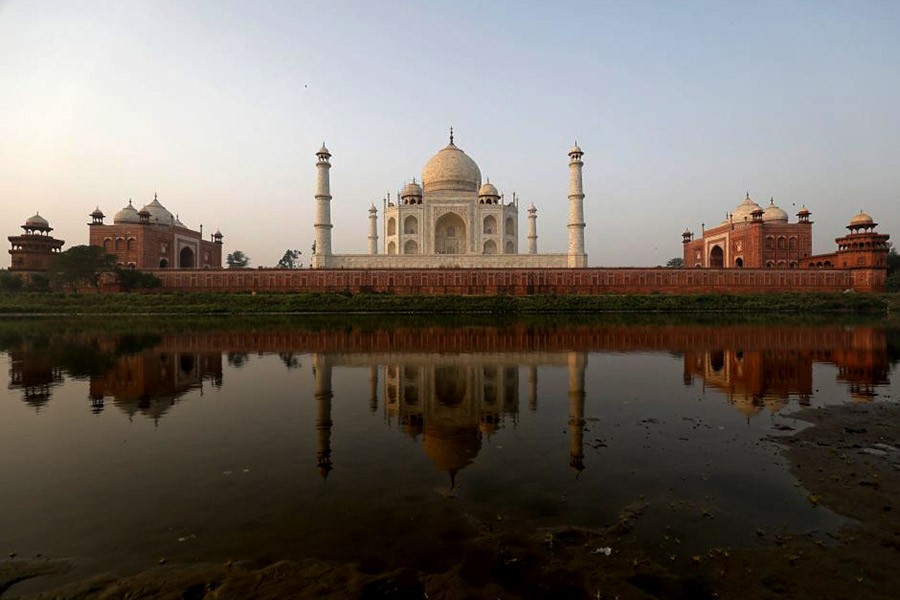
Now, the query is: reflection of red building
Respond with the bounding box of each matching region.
[7,213,64,274]
[7,343,63,409]
[89,350,222,421]
[683,326,889,417]
[88,195,223,270]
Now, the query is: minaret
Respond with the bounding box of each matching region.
[313,143,333,268]
[368,203,378,255]
[368,365,379,414]
[528,366,538,412]
[313,354,334,479]
[568,352,586,474]
[567,143,587,268]
[527,203,538,254]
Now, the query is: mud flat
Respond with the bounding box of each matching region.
[3,403,899,600]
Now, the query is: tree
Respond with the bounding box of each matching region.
[226,250,250,269]
[276,249,303,269]
[49,245,116,292]
[887,246,899,275]
[116,268,162,292]
[0,271,23,292]
[666,257,684,268]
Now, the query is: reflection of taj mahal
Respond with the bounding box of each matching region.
[311,131,588,269]
[311,352,590,483]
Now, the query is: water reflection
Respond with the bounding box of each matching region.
[3,322,893,479]
[1,318,897,589]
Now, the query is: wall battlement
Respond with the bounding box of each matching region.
[151,266,886,294]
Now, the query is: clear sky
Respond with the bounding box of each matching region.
[2,0,898,267]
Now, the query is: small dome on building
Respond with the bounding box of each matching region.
[25,213,50,228]
[317,143,331,156]
[762,198,789,222]
[569,143,583,155]
[90,207,105,219]
[422,139,482,194]
[850,211,874,227]
[478,180,499,198]
[113,200,141,224]
[797,205,810,216]
[730,192,763,223]
[401,179,423,198]
[140,194,175,225]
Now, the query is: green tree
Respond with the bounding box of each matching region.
[49,245,116,292]
[226,250,250,269]
[0,271,23,292]
[276,249,302,269]
[116,268,162,292]
[887,246,899,275]
[666,257,684,268]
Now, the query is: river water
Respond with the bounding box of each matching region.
[1,316,897,595]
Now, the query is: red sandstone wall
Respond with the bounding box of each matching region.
[149,266,883,294]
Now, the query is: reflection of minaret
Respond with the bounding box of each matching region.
[313,354,334,479]
[368,365,378,414]
[528,366,538,412]
[568,352,586,474]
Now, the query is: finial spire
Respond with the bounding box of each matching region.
[449,126,454,145]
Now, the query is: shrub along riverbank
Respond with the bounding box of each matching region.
[0,291,897,316]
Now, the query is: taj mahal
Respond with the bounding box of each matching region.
[311,130,588,269]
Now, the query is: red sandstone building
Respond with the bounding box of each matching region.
[88,195,223,269]
[7,213,65,274]
[682,193,889,274]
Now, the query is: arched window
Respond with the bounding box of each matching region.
[126,238,136,251]
[735,257,744,268]
[387,241,396,255]
[387,217,396,236]
[115,238,124,251]
[824,260,832,268]
[505,217,514,234]
[765,236,774,251]
[789,261,797,269]
[766,261,774,269]
[777,236,786,251]
[505,241,514,253]
[404,215,418,235]
[483,215,496,235]
[483,239,497,254]
[789,237,798,251]
[403,239,418,254]
[103,238,112,250]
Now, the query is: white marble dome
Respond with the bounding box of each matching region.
[730,193,762,223]
[401,179,423,198]
[478,181,499,197]
[422,141,482,193]
[113,201,141,224]
[762,199,789,222]
[141,195,175,225]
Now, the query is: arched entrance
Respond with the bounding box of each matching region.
[483,239,497,254]
[403,239,418,254]
[435,213,466,254]
[709,245,724,268]
[159,258,169,268]
[179,246,195,268]
[735,257,743,268]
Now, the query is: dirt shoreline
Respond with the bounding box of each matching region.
[4,402,899,599]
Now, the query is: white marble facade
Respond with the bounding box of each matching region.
[312,132,586,269]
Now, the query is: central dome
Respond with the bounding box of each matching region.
[421,141,482,193]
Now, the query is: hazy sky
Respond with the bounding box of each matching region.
[2,1,898,267]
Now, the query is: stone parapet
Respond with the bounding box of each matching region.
[150,266,884,294]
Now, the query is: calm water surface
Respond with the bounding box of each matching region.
[1,317,897,593]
